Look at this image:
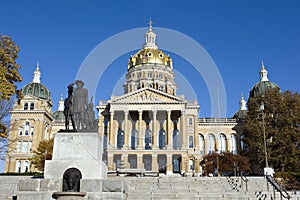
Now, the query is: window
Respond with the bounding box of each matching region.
[24,161,30,172]
[24,122,30,136]
[207,134,215,154]
[230,134,237,154]
[189,136,194,148]
[117,129,124,149]
[19,127,23,136]
[159,129,166,149]
[173,129,180,149]
[131,130,138,149]
[218,134,227,153]
[148,72,152,78]
[17,142,21,153]
[188,118,193,126]
[24,103,28,110]
[159,85,163,92]
[30,103,34,110]
[30,127,34,136]
[189,160,194,170]
[28,141,32,152]
[145,129,152,150]
[199,134,204,154]
[159,73,163,79]
[22,142,28,152]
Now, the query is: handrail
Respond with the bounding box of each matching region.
[266,175,290,199]
[240,173,248,192]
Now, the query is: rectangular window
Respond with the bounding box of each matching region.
[22,142,28,152]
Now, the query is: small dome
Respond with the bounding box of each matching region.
[22,82,51,100]
[52,110,65,122]
[250,81,279,98]
[128,48,173,69]
[249,61,279,98]
[233,109,247,120]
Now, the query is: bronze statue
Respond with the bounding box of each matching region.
[73,80,88,130]
[64,84,76,131]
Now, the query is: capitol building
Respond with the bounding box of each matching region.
[4,23,279,175]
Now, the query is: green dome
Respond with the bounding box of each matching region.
[249,81,279,98]
[22,82,51,100]
[52,110,65,122]
[233,109,247,120]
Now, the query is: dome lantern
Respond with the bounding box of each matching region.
[143,19,158,49]
[33,62,41,83]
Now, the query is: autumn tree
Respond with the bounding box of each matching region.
[242,88,300,173]
[201,153,250,176]
[0,35,23,138]
[31,138,54,171]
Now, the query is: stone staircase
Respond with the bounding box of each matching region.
[121,175,300,200]
[0,176,31,200]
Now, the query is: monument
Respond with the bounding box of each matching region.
[44,80,107,199]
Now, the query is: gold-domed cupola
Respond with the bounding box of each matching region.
[128,20,173,70]
[124,20,177,95]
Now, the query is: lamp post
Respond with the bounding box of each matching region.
[260,102,269,168]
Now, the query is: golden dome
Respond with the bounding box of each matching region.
[128,48,173,69]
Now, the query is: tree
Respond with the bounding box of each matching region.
[31,138,54,171]
[201,153,250,176]
[0,35,23,137]
[242,88,300,173]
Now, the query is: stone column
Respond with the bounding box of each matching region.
[166,154,173,175]
[166,110,172,149]
[137,154,143,169]
[107,154,114,171]
[123,111,129,149]
[180,111,187,148]
[152,110,158,149]
[109,111,114,147]
[194,115,199,150]
[204,135,208,154]
[152,154,158,172]
[137,110,143,149]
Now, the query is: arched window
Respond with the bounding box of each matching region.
[30,103,34,110]
[218,134,227,153]
[159,129,166,149]
[199,134,204,154]
[24,161,30,172]
[207,134,215,154]
[189,160,194,170]
[230,134,237,154]
[131,129,138,149]
[19,127,23,136]
[16,160,21,173]
[188,118,193,126]
[145,129,152,150]
[188,136,194,148]
[24,122,30,136]
[240,135,245,151]
[173,129,180,149]
[117,129,124,149]
[24,103,28,110]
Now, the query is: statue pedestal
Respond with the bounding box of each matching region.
[45,132,107,179]
[52,192,87,200]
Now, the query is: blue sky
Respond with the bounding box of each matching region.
[1,0,300,117]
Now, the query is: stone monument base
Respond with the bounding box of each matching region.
[44,131,107,179]
[52,192,87,200]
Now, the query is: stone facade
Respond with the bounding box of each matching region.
[97,23,239,176]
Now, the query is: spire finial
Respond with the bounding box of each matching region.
[261,59,265,69]
[144,19,158,49]
[149,18,153,31]
[259,60,269,82]
[240,93,247,110]
[58,94,64,111]
[33,62,41,83]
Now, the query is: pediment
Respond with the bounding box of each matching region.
[110,88,185,104]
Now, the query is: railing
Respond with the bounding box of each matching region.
[240,173,248,192]
[266,175,290,199]
[198,118,237,123]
